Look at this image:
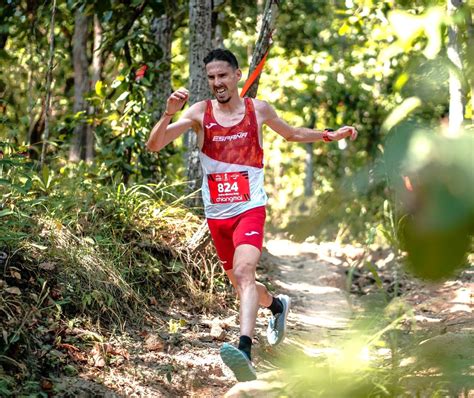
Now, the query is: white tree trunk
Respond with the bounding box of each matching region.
[85,14,102,163]
[69,9,89,162]
[447,0,466,136]
[212,12,224,48]
[304,143,313,197]
[186,0,212,206]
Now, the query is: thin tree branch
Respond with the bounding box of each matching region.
[245,0,280,98]
[40,0,56,167]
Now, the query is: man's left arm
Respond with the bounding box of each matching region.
[260,101,357,142]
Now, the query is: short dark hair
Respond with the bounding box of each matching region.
[203,48,239,69]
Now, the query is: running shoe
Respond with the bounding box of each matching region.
[266,294,291,346]
[220,343,257,382]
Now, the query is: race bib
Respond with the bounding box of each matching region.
[207,171,250,204]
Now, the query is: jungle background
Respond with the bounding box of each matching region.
[0,0,473,396]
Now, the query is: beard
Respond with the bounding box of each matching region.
[214,86,232,103]
[216,96,231,104]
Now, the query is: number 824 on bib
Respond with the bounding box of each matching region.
[207,171,251,204]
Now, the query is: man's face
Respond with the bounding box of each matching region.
[206,61,242,103]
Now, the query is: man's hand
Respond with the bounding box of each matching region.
[329,126,358,141]
[165,88,189,115]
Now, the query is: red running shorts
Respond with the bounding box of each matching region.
[206,206,266,270]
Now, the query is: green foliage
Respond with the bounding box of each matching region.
[0,145,34,244]
[90,69,182,183]
[263,5,473,393]
[1,0,473,394]
[0,376,14,397]
[245,0,406,233]
[1,1,181,182]
[276,3,473,282]
[274,299,473,397]
[0,142,226,394]
[2,157,210,308]
[389,127,474,280]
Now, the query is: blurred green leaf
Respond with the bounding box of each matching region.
[115,91,130,104]
[0,209,15,217]
[381,97,422,133]
[387,8,445,60]
[95,80,104,97]
[398,132,474,280]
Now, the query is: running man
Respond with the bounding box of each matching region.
[146,48,358,382]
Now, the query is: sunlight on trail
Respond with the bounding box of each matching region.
[266,239,352,331]
[276,281,340,295]
[266,239,324,257]
[289,310,348,329]
[227,239,358,397]
[227,239,474,398]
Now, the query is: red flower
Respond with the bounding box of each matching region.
[135,64,148,81]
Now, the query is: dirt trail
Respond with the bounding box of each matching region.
[55,239,473,397]
[225,239,356,397]
[265,239,351,331]
[56,238,356,397]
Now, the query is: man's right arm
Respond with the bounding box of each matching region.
[146,113,195,152]
[146,88,199,152]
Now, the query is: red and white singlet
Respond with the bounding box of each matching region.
[199,97,267,219]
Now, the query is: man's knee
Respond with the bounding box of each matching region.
[233,261,256,289]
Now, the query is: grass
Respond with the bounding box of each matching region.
[0,154,227,395]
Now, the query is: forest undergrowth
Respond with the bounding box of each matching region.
[0,150,230,396]
[1,146,473,397]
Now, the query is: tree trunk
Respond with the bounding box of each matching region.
[212,0,225,48]
[28,101,45,160]
[69,9,89,163]
[463,1,474,125]
[85,14,102,163]
[304,112,317,197]
[212,12,224,48]
[40,0,57,167]
[244,0,280,98]
[186,0,212,208]
[27,38,40,159]
[447,0,466,135]
[151,13,173,119]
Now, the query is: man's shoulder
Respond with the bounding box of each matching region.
[185,100,208,120]
[248,98,269,107]
[248,98,275,120]
[248,98,273,112]
[188,99,208,111]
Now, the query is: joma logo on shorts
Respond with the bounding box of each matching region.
[244,231,260,236]
[212,132,248,142]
